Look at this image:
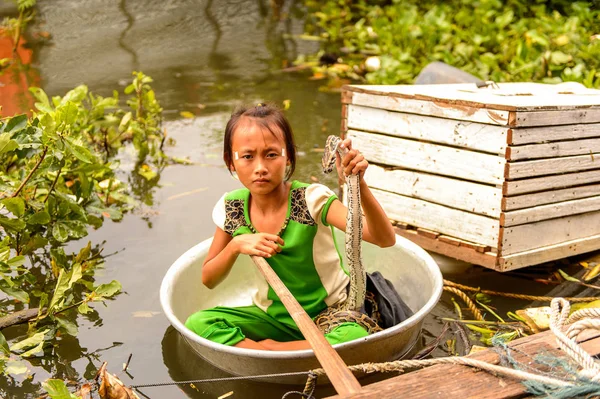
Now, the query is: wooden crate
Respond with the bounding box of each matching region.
[341,82,600,271]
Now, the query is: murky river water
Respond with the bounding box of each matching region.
[0,1,594,398]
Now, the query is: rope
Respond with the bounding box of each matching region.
[443,280,599,302]
[300,297,600,396]
[443,286,484,321]
[549,298,600,382]
[129,370,312,389]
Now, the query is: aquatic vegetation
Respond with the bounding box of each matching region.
[0,71,166,381]
[299,0,600,87]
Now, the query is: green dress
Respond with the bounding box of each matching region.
[185,181,368,346]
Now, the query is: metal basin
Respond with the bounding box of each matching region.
[160,230,442,384]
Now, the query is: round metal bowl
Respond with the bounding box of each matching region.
[160,230,442,384]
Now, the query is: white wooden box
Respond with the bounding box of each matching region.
[341,82,600,271]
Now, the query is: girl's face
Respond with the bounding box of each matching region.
[229,119,289,195]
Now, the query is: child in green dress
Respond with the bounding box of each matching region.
[185,103,395,350]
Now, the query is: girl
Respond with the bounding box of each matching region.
[185,103,395,351]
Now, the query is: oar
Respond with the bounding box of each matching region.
[250,255,362,396]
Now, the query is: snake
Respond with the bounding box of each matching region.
[313,135,382,335]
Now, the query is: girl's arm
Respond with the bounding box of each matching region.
[202,227,284,289]
[325,139,396,248]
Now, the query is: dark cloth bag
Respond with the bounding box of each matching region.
[364,271,413,329]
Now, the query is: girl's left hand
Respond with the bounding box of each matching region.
[336,138,368,178]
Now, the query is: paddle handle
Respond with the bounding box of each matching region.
[250,255,362,395]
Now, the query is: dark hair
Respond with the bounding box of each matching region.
[223,103,297,180]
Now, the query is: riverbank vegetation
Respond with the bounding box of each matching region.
[300,0,600,87]
[0,70,169,389]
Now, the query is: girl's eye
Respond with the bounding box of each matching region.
[242,154,253,160]
[266,152,278,158]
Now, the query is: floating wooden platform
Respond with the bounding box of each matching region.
[325,328,600,399]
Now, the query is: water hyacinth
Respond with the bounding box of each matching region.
[300,0,600,87]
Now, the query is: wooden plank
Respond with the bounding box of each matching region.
[417,228,440,239]
[501,195,600,226]
[394,227,498,269]
[499,233,600,271]
[503,169,600,196]
[346,83,600,111]
[250,256,362,395]
[347,105,508,154]
[507,138,600,161]
[365,165,502,218]
[510,123,600,145]
[349,91,511,126]
[502,183,600,210]
[373,188,499,248]
[501,210,600,255]
[515,108,600,127]
[326,329,600,399]
[506,153,600,180]
[349,130,506,185]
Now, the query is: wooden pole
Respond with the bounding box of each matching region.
[250,255,362,396]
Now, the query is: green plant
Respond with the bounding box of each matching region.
[0,71,165,378]
[300,0,600,87]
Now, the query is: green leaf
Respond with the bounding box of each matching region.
[7,256,25,268]
[28,211,51,225]
[21,235,48,255]
[93,280,121,300]
[4,114,28,133]
[0,134,19,155]
[77,302,92,314]
[124,84,135,94]
[0,332,9,355]
[60,85,88,106]
[48,269,70,312]
[42,379,78,399]
[29,87,50,106]
[52,223,69,242]
[1,197,25,217]
[56,102,79,126]
[10,329,47,352]
[75,241,92,263]
[64,138,94,163]
[0,216,25,232]
[558,269,580,282]
[56,316,78,336]
[0,283,30,303]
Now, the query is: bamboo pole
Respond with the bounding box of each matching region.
[250,255,362,396]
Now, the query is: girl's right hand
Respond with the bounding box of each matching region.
[233,233,284,258]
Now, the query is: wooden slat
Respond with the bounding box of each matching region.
[506,153,600,179]
[507,138,600,161]
[349,130,506,185]
[510,123,600,145]
[347,105,508,154]
[499,233,600,271]
[372,188,499,248]
[501,210,600,255]
[349,91,511,126]
[394,227,498,269]
[326,329,600,399]
[346,83,600,111]
[502,183,600,210]
[515,108,600,127]
[250,256,362,395]
[365,165,502,218]
[503,169,600,196]
[501,195,600,226]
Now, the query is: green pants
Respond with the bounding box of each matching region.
[185,305,368,346]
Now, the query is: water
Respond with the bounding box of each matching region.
[0,1,593,397]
